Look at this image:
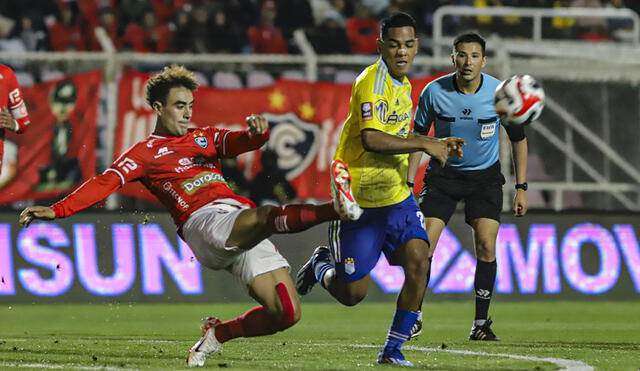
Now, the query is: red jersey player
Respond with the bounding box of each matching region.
[19,65,362,367]
[0,64,31,174]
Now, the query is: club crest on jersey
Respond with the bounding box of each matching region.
[344,257,355,275]
[260,112,321,179]
[193,132,208,149]
[375,99,388,123]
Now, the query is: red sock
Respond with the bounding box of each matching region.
[266,202,337,233]
[215,306,281,343]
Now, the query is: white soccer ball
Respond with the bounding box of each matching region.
[494,74,545,125]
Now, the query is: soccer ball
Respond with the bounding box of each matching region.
[494,74,545,125]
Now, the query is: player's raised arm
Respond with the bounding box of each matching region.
[215,114,271,157]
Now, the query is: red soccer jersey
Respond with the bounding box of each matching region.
[52,127,268,227]
[0,64,31,173]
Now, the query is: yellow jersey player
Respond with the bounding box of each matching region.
[296,12,464,366]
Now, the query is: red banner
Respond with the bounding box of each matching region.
[114,70,443,201]
[0,71,101,203]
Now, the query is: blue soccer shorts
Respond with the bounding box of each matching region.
[328,195,429,282]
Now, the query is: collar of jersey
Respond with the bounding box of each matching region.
[452,72,484,95]
[378,58,405,86]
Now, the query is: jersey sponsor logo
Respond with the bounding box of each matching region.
[178,157,192,166]
[117,157,138,174]
[154,146,174,159]
[181,171,226,194]
[162,182,190,210]
[344,257,355,275]
[375,99,388,123]
[361,102,373,121]
[261,112,321,180]
[386,111,411,125]
[174,156,216,173]
[193,132,208,149]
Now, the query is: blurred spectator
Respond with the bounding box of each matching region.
[225,0,261,30]
[250,150,297,206]
[331,0,354,19]
[87,7,122,51]
[360,0,390,17]
[307,10,350,54]
[346,2,378,54]
[424,0,460,37]
[152,0,186,25]
[188,5,212,53]
[18,14,46,51]
[275,0,314,39]
[119,0,154,34]
[122,10,172,53]
[0,12,25,54]
[248,1,289,54]
[209,7,246,53]
[571,0,610,41]
[171,10,191,53]
[47,3,86,51]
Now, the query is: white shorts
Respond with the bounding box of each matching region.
[182,199,290,288]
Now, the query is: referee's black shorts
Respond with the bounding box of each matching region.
[419,161,505,225]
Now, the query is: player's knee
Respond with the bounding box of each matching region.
[275,282,300,329]
[475,241,495,261]
[258,205,277,226]
[339,289,367,306]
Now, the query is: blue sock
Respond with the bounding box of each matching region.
[312,253,333,289]
[381,309,419,358]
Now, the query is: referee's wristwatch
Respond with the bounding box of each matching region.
[515,182,528,191]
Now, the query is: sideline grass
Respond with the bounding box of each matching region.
[1,301,638,370]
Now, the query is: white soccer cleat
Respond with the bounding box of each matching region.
[186,317,223,367]
[330,160,363,221]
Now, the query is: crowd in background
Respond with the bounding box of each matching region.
[0,0,638,56]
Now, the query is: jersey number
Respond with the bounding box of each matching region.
[118,157,138,174]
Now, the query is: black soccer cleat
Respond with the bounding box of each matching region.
[469,317,501,341]
[409,311,423,340]
[296,246,331,296]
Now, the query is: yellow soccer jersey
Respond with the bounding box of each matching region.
[334,59,413,208]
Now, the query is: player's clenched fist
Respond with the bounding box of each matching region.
[19,206,55,227]
[0,107,17,131]
[246,114,269,135]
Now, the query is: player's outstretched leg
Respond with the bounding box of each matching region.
[330,160,363,221]
[296,245,332,296]
[186,317,223,367]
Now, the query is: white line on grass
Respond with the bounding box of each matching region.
[0,363,139,371]
[352,344,594,371]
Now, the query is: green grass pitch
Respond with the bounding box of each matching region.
[1,301,638,370]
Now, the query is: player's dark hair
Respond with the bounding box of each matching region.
[146,64,199,106]
[453,32,486,55]
[379,12,416,40]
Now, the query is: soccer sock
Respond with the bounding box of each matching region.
[215,306,282,343]
[314,258,334,290]
[381,309,419,357]
[266,202,337,233]
[474,259,497,321]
